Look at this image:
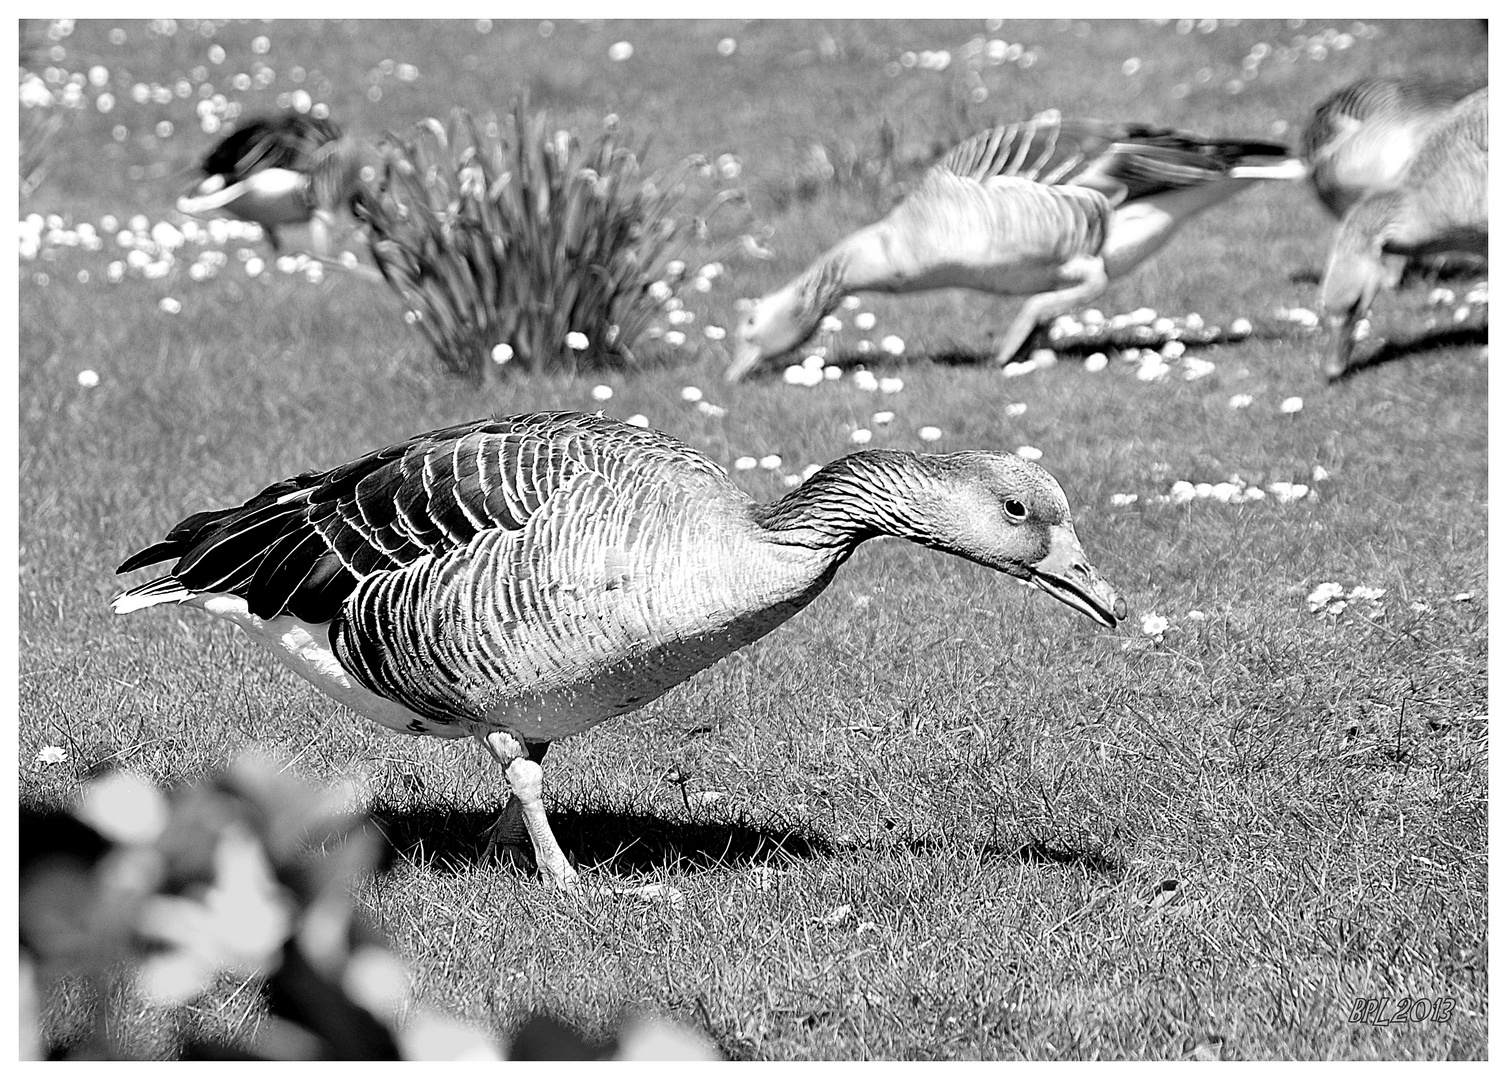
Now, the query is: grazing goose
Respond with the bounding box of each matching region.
[1319,88,1487,379]
[112,411,1124,894]
[727,116,1304,381]
[179,112,367,255]
[1301,76,1483,219]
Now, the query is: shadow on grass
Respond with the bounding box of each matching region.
[912,322,1299,370]
[371,803,1121,881]
[1337,323,1489,380]
[369,803,832,878]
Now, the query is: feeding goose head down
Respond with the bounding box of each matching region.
[855,450,1126,628]
[1317,87,1487,379]
[725,115,1305,382]
[111,411,1123,896]
[728,258,849,382]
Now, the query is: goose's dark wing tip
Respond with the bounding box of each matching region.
[116,540,182,576]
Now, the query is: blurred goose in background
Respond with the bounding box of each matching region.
[112,411,1124,895]
[1319,88,1487,379]
[1301,75,1483,219]
[727,115,1304,381]
[179,112,368,255]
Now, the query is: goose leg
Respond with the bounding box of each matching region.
[482,732,577,890]
[488,740,550,870]
[993,256,1110,365]
[479,731,683,904]
[309,209,334,258]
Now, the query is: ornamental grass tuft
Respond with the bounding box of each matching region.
[360,105,744,380]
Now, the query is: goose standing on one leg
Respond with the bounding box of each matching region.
[1300,75,1483,220]
[1319,88,1487,379]
[112,411,1124,895]
[727,116,1305,381]
[178,112,368,256]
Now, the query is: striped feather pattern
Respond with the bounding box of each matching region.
[893,172,1110,274]
[938,118,1118,186]
[1302,76,1483,218]
[115,413,724,624]
[939,118,1291,202]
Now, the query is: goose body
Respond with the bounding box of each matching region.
[113,411,1123,891]
[1319,89,1487,378]
[1301,76,1483,219]
[728,117,1304,380]
[179,112,366,255]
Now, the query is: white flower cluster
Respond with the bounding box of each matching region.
[1143,466,1329,507]
[1307,582,1386,619]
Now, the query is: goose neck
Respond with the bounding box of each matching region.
[753,450,946,552]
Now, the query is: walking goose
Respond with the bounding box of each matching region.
[1301,76,1483,220]
[1319,88,1487,378]
[726,116,1304,381]
[179,113,367,255]
[112,411,1124,893]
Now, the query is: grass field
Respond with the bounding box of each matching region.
[17,18,1488,1059]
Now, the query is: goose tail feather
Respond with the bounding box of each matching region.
[111,577,195,615]
[1228,158,1309,181]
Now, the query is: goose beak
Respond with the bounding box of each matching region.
[1323,311,1357,380]
[1028,523,1126,628]
[726,340,764,383]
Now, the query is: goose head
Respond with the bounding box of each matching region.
[927,452,1126,628]
[727,282,822,382]
[727,255,851,383]
[1319,204,1403,378]
[1320,267,1382,379]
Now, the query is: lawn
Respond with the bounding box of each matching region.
[17,18,1487,1060]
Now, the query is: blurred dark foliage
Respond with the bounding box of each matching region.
[19,757,718,1060]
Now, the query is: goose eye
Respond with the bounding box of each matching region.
[1003,498,1028,521]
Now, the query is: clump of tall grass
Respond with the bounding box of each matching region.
[19,26,69,200]
[360,106,744,380]
[19,107,67,200]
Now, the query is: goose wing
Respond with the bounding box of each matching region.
[114,412,725,625]
[1069,128,1294,203]
[1301,76,1479,163]
[201,113,344,180]
[937,118,1125,187]
[940,118,1292,205]
[1301,77,1483,216]
[1395,88,1488,239]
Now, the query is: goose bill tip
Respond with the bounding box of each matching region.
[725,343,762,383]
[1324,316,1356,379]
[1028,570,1124,628]
[1030,526,1124,628]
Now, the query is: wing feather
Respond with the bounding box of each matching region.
[938,116,1293,204]
[111,412,706,628]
